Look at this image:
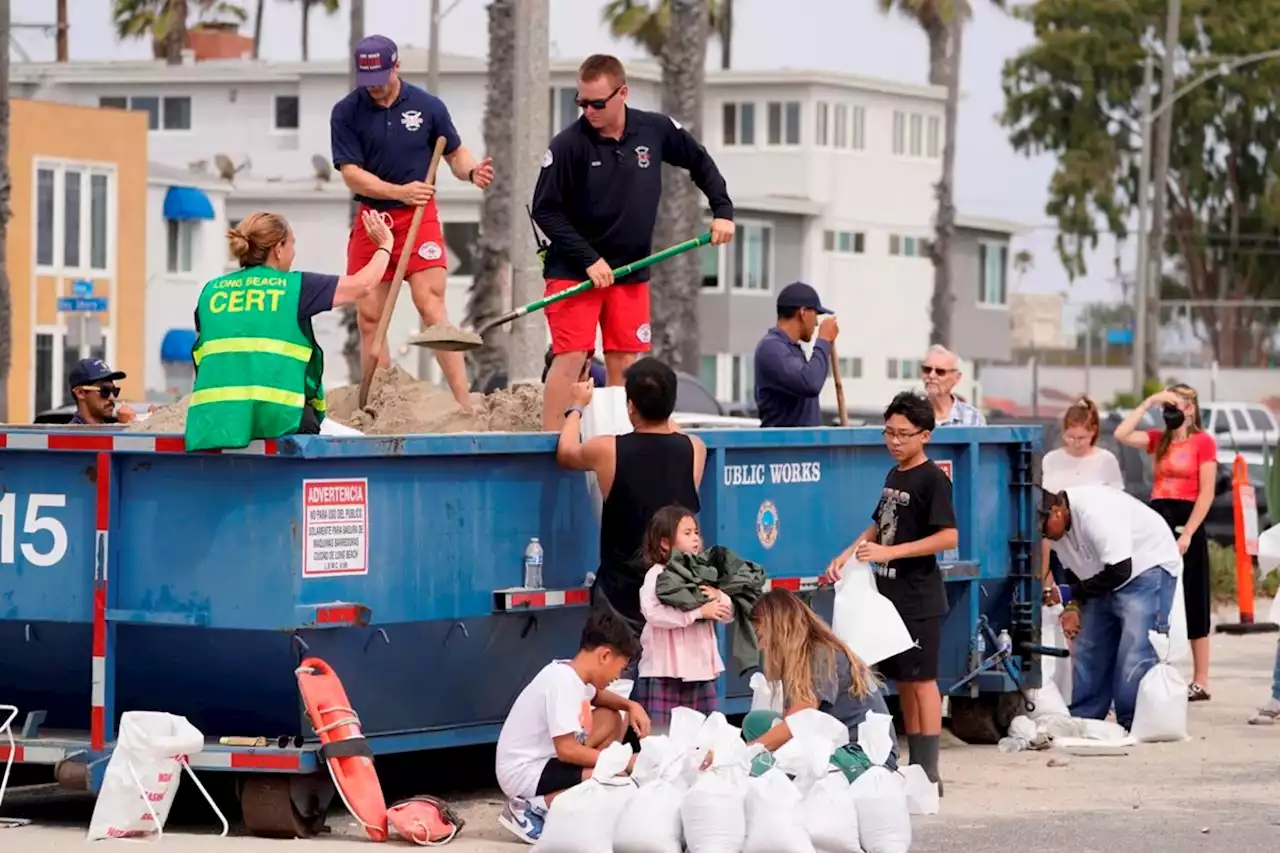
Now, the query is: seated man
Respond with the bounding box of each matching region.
[66,359,141,425]
[1040,484,1181,730]
[493,609,650,845]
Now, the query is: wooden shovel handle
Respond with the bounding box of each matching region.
[358,135,448,408]
[830,340,848,427]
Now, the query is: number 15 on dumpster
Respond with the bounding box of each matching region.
[0,492,69,567]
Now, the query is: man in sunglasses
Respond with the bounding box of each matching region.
[67,358,137,426]
[919,344,985,426]
[532,53,736,432]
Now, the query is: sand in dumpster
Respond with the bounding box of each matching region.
[125,366,545,435]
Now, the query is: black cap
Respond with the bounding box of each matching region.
[68,358,126,390]
[776,281,833,314]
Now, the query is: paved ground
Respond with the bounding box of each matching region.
[4,623,1279,851]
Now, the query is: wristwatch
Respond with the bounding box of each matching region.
[564,406,584,419]
[468,167,477,184]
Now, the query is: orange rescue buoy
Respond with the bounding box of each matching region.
[295,657,388,841]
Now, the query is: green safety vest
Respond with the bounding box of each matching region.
[185,265,327,452]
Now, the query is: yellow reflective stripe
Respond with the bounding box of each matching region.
[189,386,306,408]
[193,337,312,366]
[309,398,327,412]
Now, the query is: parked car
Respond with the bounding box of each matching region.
[1199,401,1279,450]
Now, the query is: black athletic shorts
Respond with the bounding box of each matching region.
[876,615,943,683]
[535,757,584,796]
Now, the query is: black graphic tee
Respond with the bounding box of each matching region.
[870,459,957,620]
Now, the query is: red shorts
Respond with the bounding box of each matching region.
[346,202,447,281]
[544,278,652,355]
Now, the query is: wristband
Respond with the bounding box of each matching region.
[375,246,392,258]
[564,406,584,419]
[468,167,477,184]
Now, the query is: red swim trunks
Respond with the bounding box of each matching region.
[543,278,652,355]
[345,201,447,281]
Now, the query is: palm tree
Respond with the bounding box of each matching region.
[601,0,712,373]
[1013,249,1034,289]
[287,0,341,62]
[113,0,246,64]
[465,0,516,388]
[341,0,366,383]
[0,0,12,420]
[876,0,1002,85]
[603,0,730,66]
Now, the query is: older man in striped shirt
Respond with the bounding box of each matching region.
[920,344,986,427]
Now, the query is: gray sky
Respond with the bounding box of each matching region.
[15,0,1126,322]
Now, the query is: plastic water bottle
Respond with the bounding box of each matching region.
[997,629,1013,655]
[997,736,1028,754]
[584,571,597,588]
[976,631,987,657]
[523,538,544,590]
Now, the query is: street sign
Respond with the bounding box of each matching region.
[1105,328,1134,345]
[56,297,108,313]
[72,280,94,297]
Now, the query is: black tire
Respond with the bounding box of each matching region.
[947,693,1022,745]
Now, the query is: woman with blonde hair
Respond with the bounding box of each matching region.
[743,588,898,783]
[185,210,393,452]
[1114,383,1216,699]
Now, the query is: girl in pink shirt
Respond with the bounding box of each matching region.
[630,505,734,733]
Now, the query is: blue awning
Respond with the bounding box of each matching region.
[161,328,197,363]
[163,186,215,221]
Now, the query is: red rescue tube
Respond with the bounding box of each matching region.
[296,657,388,842]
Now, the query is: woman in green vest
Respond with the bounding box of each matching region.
[185,210,394,451]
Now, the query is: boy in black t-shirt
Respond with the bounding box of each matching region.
[825,391,957,792]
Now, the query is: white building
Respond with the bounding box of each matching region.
[13,47,1013,407]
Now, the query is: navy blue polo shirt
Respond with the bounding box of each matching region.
[754,327,831,428]
[531,107,734,284]
[330,83,461,211]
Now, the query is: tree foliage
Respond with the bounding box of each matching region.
[875,0,1006,85]
[601,0,725,59]
[1001,0,1280,365]
[113,0,246,62]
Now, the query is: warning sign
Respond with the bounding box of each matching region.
[936,460,953,480]
[303,478,369,578]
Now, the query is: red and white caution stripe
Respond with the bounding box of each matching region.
[0,743,71,764]
[90,452,110,751]
[493,576,825,612]
[187,750,305,771]
[763,576,825,593]
[0,432,279,455]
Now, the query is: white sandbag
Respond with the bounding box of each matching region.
[897,765,939,816]
[743,768,815,853]
[771,710,850,794]
[802,771,863,853]
[319,417,364,436]
[681,722,754,853]
[614,732,694,853]
[87,711,222,840]
[849,711,911,853]
[832,557,914,666]
[536,742,636,853]
[1036,604,1074,710]
[1129,630,1189,743]
[1165,570,1190,664]
[749,672,785,714]
[580,387,632,521]
[1259,523,1280,623]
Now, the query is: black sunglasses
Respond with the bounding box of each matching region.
[89,385,121,399]
[920,365,953,376]
[575,85,622,111]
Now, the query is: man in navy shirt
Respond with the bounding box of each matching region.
[330,34,495,412]
[753,282,840,428]
[532,54,736,431]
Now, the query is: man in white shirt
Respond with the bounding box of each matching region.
[1040,485,1180,730]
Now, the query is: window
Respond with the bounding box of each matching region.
[63,171,81,269]
[227,218,242,265]
[851,105,866,150]
[90,174,109,270]
[99,95,190,130]
[36,167,55,267]
[833,104,849,149]
[547,86,580,138]
[889,234,929,258]
[978,241,1009,305]
[35,332,54,415]
[927,115,941,157]
[274,95,300,130]
[887,359,899,380]
[887,359,917,380]
[1231,409,1249,431]
[815,102,829,147]
[167,220,196,274]
[731,222,773,291]
[441,221,480,277]
[730,355,755,404]
[838,357,863,379]
[889,234,900,256]
[909,114,923,156]
[699,355,718,394]
[765,101,799,146]
[892,111,906,155]
[700,243,721,289]
[823,230,865,254]
[722,102,756,146]
[1247,408,1275,431]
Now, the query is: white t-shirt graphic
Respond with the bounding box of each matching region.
[495,660,596,800]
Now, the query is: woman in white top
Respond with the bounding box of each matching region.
[1040,397,1124,586]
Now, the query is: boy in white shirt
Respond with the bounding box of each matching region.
[1040,485,1181,730]
[494,610,651,844]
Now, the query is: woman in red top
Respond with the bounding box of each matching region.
[1115,383,1218,700]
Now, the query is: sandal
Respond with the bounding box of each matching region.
[1187,683,1211,702]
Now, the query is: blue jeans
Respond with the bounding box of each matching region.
[1069,568,1174,730]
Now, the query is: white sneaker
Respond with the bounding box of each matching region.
[498,797,545,844]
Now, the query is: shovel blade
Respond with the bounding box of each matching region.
[407,324,484,351]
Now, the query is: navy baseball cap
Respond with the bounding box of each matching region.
[68,358,125,390]
[354,35,398,86]
[776,281,833,314]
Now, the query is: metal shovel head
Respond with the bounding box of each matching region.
[408,324,484,351]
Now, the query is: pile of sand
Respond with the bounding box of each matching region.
[126,366,545,436]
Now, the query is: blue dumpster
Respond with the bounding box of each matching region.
[0,424,1042,834]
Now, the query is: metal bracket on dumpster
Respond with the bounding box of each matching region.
[493,587,591,613]
[940,561,981,580]
[297,602,372,628]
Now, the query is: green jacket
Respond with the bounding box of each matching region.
[655,545,767,674]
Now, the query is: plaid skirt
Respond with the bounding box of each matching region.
[631,676,719,727]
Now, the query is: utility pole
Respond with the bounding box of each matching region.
[1143,0,1181,389]
[0,0,11,421]
[507,0,549,383]
[929,3,962,347]
[55,0,67,61]
[1132,54,1154,396]
[427,0,441,93]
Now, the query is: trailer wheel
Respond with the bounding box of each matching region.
[240,775,327,838]
[947,693,1022,745]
